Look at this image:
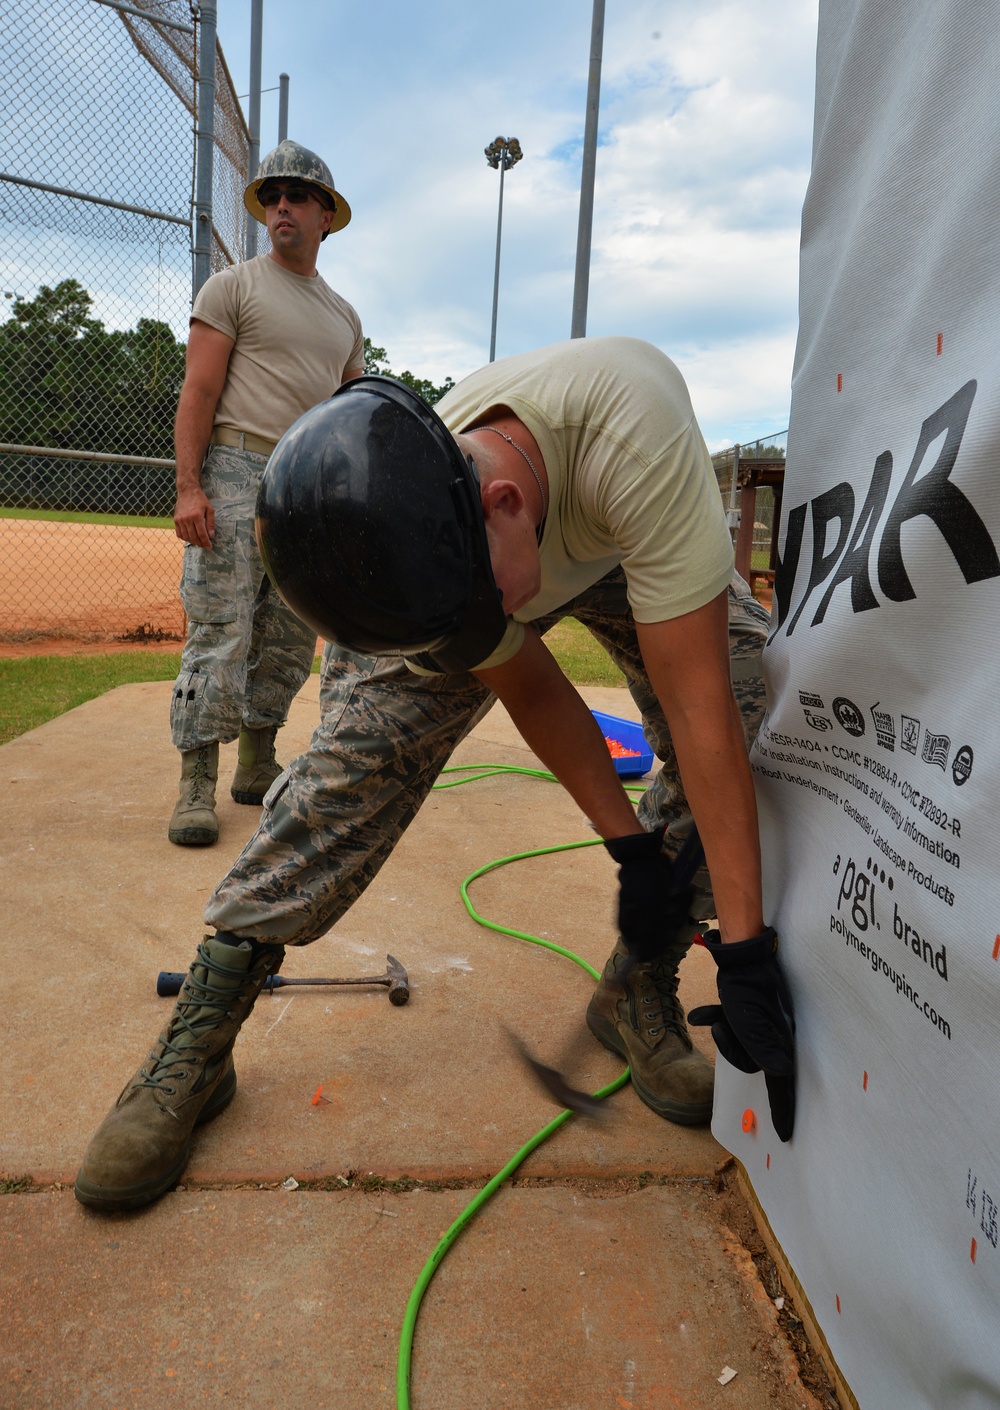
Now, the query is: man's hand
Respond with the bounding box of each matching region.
[688,928,796,1141]
[173,484,215,549]
[604,826,696,963]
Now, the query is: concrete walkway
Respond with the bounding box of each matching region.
[0,676,826,1409]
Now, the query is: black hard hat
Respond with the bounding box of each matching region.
[256,376,508,673]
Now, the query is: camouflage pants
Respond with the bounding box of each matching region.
[170,445,317,751]
[205,568,770,944]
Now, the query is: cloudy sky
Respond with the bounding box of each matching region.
[211,0,820,448]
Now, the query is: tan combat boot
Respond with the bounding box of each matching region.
[230,724,282,805]
[586,938,714,1124]
[167,743,219,845]
[74,934,284,1212]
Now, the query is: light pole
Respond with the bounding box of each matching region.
[278,73,289,142]
[571,0,605,338]
[485,136,522,362]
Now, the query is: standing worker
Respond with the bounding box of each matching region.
[76,337,795,1213]
[168,140,364,847]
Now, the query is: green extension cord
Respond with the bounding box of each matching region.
[396,763,647,1409]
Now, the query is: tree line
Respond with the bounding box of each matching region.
[0,279,455,464]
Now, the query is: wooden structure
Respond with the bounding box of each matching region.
[732,452,785,596]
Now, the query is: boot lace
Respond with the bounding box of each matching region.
[136,946,260,1096]
[630,952,690,1046]
[188,749,214,805]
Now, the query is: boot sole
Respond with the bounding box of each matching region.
[168,825,219,846]
[230,788,266,806]
[73,1066,238,1213]
[586,1010,714,1126]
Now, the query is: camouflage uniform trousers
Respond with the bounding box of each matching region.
[205,567,770,944]
[170,445,317,751]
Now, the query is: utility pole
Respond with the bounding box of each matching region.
[484,136,523,363]
[570,0,605,338]
[245,0,263,258]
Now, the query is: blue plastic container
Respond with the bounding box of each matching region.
[590,709,654,778]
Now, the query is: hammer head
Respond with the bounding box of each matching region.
[502,1025,606,1119]
[385,953,410,1006]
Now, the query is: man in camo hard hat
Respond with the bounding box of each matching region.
[166,140,363,848]
[76,338,797,1214]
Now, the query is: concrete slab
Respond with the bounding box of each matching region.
[1,679,723,1186]
[0,676,829,1410]
[1,1186,815,1410]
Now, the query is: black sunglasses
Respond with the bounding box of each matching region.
[259,183,335,211]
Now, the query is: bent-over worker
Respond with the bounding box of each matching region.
[76,336,795,1212]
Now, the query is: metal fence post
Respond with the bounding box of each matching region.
[193,0,217,296]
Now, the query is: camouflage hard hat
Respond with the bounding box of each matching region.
[244,140,351,236]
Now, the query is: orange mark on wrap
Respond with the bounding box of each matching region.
[992,935,1000,961]
[863,1071,869,1091]
[742,1109,756,1135]
[971,1239,978,1264]
[837,373,843,393]
[937,333,943,356]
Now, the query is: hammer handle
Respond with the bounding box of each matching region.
[156,971,286,997]
[154,971,409,1001]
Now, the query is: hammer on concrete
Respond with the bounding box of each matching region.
[156,953,410,1006]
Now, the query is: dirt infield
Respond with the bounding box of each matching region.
[0,517,186,649]
[0,515,773,660]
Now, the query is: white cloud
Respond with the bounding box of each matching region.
[674,335,795,450]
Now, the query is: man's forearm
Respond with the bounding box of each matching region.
[173,384,217,494]
[635,603,765,944]
[665,690,764,943]
[172,381,222,547]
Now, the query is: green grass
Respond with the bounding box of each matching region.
[0,1175,33,1195]
[0,507,174,529]
[543,617,625,687]
[0,652,184,746]
[0,618,623,748]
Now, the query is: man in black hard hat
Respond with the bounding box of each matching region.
[76,335,795,1214]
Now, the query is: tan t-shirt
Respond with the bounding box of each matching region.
[435,336,734,669]
[192,255,364,443]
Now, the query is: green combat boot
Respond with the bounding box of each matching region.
[167,744,219,846]
[586,939,714,1124]
[230,724,282,806]
[74,934,284,1212]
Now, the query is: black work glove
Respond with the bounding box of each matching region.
[603,827,695,964]
[688,927,796,1142]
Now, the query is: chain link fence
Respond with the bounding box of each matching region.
[0,0,255,645]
